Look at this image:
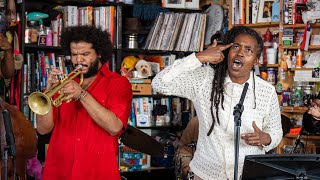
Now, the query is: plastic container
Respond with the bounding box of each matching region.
[267,68,276,85]
[46,28,52,46]
[296,49,303,68]
[266,48,277,64]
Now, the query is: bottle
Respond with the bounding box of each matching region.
[263,29,273,64]
[303,86,312,106]
[294,86,303,107]
[272,32,279,49]
[296,49,303,68]
[29,20,38,44]
[46,27,52,46]
[291,51,296,68]
[37,21,46,45]
[286,51,292,68]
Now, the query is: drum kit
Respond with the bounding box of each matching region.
[174,142,197,180]
[118,125,197,180]
[118,125,165,176]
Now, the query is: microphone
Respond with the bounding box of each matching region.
[233,82,249,123]
[2,110,16,157]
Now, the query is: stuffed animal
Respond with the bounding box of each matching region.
[121,56,140,72]
[135,59,152,78]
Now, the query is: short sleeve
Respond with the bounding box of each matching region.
[107,77,132,135]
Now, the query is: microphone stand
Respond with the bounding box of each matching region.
[290,127,304,154]
[233,83,249,180]
[2,109,17,180]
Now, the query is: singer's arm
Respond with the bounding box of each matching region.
[259,90,283,151]
[241,90,282,152]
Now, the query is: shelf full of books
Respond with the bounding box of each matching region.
[23,51,73,126]
[231,0,280,25]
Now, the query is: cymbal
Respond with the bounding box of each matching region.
[120,125,164,156]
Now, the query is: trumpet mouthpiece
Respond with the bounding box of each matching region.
[76,65,83,69]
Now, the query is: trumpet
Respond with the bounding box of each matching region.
[28,65,84,115]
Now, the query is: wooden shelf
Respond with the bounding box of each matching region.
[283,23,320,29]
[290,68,314,71]
[258,64,279,68]
[281,106,308,113]
[233,22,280,28]
[24,44,65,51]
[285,134,320,140]
[282,45,320,50]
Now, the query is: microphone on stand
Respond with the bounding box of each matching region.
[233,82,249,180]
[233,83,249,123]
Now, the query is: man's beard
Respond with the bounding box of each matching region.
[75,58,100,78]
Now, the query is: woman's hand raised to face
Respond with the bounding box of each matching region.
[195,40,233,64]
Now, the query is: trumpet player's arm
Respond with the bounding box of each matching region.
[80,78,132,136]
[36,68,63,135]
[36,110,54,135]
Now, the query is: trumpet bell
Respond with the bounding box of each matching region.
[28,92,52,115]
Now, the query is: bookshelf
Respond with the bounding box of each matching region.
[227,0,320,155]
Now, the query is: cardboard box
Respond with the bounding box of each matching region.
[130,79,152,95]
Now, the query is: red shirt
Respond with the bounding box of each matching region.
[43,64,132,180]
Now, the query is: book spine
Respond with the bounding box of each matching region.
[116,5,122,49]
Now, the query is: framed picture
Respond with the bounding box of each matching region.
[257,0,275,23]
[163,0,185,9]
[185,0,199,9]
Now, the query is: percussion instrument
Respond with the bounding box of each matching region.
[175,142,197,180]
[120,125,164,156]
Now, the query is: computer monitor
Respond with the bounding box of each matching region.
[241,154,320,180]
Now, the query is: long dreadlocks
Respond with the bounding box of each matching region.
[207,26,263,136]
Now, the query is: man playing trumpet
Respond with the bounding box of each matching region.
[36,26,132,180]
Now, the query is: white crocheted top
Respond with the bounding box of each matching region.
[152,53,283,180]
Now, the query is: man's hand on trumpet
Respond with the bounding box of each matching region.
[47,68,82,101]
[47,68,63,90]
[60,79,83,101]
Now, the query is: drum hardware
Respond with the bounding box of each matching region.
[120,125,164,156]
[175,142,197,180]
[118,125,165,178]
[118,140,127,180]
[187,171,194,180]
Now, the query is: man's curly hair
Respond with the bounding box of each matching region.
[207,26,263,136]
[61,26,113,64]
